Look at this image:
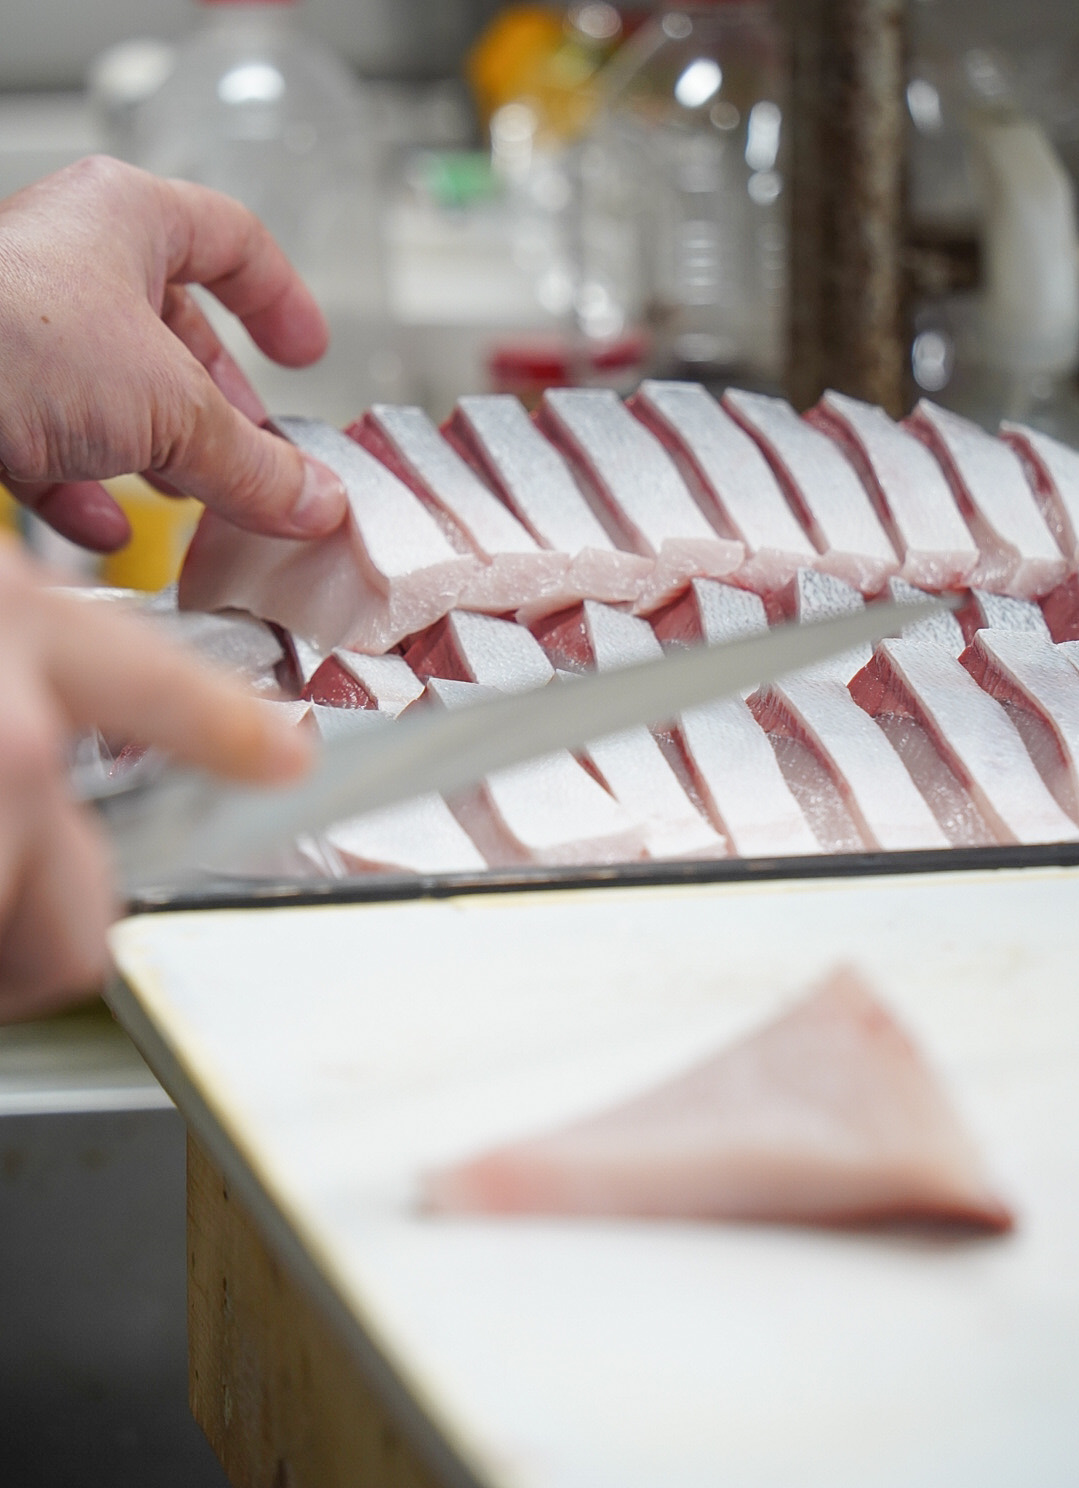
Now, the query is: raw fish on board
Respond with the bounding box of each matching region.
[443,394,650,608]
[962,629,1079,821]
[303,650,425,716]
[180,419,479,652]
[850,638,1079,845]
[537,388,744,613]
[722,388,898,594]
[423,678,649,867]
[628,379,817,592]
[905,400,1066,599]
[1000,420,1079,566]
[808,390,979,590]
[349,404,570,614]
[425,967,1013,1231]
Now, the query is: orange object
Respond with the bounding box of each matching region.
[100,477,202,592]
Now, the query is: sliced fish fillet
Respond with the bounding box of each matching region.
[303,650,424,717]
[778,567,870,684]
[955,588,1053,646]
[905,400,1066,599]
[751,674,949,852]
[426,967,1012,1231]
[424,678,648,867]
[962,629,1079,822]
[1000,420,1079,565]
[528,604,725,858]
[850,638,1079,845]
[538,387,745,613]
[179,418,479,653]
[629,380,817,591]
[722,388,898,594]
[808,390,979,590]
[675,698,823,857]
[884,576,966,654]
[443,394,649,609]
[349,404,570,614]
[311,706,488,875]
[405,610,554,693]
[650,578,770,652]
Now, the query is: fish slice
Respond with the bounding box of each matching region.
[100,598,952,891]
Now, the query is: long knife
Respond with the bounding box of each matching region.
[101,598,949,891]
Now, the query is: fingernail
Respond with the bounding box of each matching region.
[291,458,347,535]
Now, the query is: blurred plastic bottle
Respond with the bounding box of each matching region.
[586,1,788,389]
[125,0,401,426]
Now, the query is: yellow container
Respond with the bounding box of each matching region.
[101,477,202,592]
[0,482,18,535]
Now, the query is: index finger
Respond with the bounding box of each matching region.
[158,176,329,369]
[41,589,312,784]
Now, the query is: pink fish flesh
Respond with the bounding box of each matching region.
[629,380,817,591]
[310,706,488,875]
[776,567,870,684]
[179,418,480,653]
[423,678,648,867]
[808,390,979,590]
[999,420,1079,564]
[751,675,949,852]
[674,699,824,857]
[849,638,1079,845]
[722,388,898,594]
[954,589,1053,647]
[1039,575,1079,643]
[530,599,664,674]
[425,967,1013,1231]
[405,610,554,693]
[650,578,769,652]
[443,394,649,609]
[883,577,966,654]
[537,387,745,613]
[349,404,571,614]
[303,650,424,717]
[904,400,1066,599]
[961,629,1079,822]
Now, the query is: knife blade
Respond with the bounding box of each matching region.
[102,597,951,891]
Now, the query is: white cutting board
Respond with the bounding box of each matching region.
[109,868,1079,1488]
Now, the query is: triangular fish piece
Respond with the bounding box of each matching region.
[425,968,1012,1231]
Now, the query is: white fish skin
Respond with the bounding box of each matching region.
[677,697,823,857]
[849,637,1079,845]
[179,418,479,653]
[303,650,425,718]
[538,387,745,613]
[405,610,555,693]
[351,405,572,615]
[752,674,950,851]
[999,420,1079,565]
[629,380,817,591]
[425,967,1013,1231]
[809,390,980,590]
[884,577,967,654]
[529,612,726,859]
[962,629,1079,821]
[444,394,649,609]
[651,577,769,650]
[531,599,663,674]
[905,400,1067,599]
[311,706,488,874]
[423,678,649,867]
[722,388,898,594]
[955,589,1053,647]
[782,568,870,683]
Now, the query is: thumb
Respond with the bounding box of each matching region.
[155,370,347,538]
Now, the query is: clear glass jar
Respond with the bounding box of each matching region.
[585,1,788,388]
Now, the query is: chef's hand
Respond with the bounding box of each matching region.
[0,155,347,551]
[0,538,311,1022]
